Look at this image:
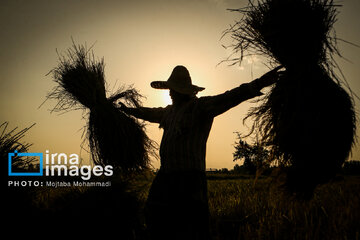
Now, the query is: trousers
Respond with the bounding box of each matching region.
[145,169,210,240]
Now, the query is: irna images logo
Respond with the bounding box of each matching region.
[8,150,43,176]
[8,150,113,180]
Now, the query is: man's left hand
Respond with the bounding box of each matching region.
[255,66,284,89]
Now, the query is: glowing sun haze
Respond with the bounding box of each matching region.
[1,0,359,169]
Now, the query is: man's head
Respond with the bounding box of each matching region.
[169,89,193,105]
[151,66,205,99]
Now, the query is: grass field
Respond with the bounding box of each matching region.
[206,175,360,240]
[129,173,359,240]
[8,173,359,239]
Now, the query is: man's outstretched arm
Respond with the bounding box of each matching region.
[118,105,166,124]
[201,66,282,117]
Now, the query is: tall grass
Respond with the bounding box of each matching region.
[208,177,360,240]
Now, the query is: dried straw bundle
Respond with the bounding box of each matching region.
[227,0,357,197]
[226,0,339,70]
[249,67,356,196]
[47,43,155,171]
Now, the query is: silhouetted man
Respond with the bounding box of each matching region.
[119,65,280,240]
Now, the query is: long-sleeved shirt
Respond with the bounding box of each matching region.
[123,82,263,173]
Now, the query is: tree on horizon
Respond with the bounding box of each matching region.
[233,133,270,174]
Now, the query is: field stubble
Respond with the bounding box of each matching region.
[208,176,360,240]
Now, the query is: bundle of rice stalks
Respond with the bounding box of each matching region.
[226,0,339,70]
[46,43,155,172]
[249,67,356,197]
[226,0,357,198]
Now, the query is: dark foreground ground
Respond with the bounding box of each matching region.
[4,173,360,240]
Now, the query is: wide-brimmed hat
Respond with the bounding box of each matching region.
[151,65,205,95]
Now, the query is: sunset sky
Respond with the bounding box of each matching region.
[1,0,359,169]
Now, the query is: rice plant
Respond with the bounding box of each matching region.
[46,42,156,172]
